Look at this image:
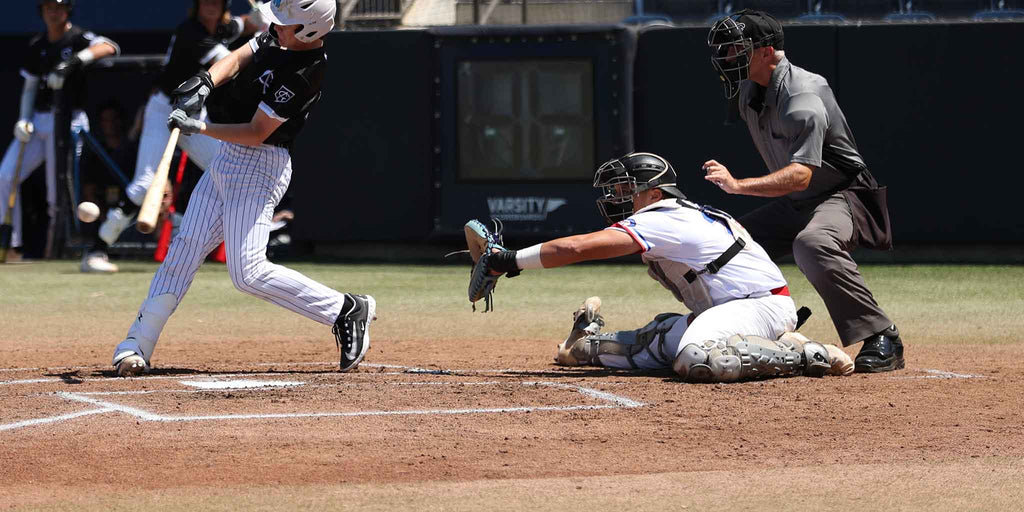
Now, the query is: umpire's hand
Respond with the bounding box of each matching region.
[167,109,204,136]
[702,159,740,194]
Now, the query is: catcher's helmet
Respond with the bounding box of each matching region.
[38,0,74,15]
[707,10,784,99]
[258,0,336,42]
[594,152,684,224]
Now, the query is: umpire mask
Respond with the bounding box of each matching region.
[707,10,784,99]
[594,152,684,224]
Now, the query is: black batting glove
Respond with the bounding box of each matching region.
[46,55,83,90]
[167,109,204,136]
[54,55,83,75]
[171,70,213,117]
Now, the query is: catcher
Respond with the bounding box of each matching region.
[463,152,853,383]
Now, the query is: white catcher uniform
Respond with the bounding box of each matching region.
[586,198,797,370]
[112,29,357,370]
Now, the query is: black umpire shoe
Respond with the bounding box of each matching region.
[854,325,905,373]
[333,294,377,372]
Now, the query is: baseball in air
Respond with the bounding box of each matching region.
[77,201,101,223]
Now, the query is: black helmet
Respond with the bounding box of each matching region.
[38,0,75,15]
[707,10,784,99]
[594,152,684,224]
[192,0,230,18]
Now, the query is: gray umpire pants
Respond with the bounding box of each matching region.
[739,193,892,346]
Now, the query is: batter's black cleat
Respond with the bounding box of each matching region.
[854,325,904,373]
[333,294,377,372]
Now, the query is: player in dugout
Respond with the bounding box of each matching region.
[0,0,118,262]
[83,0,268,272]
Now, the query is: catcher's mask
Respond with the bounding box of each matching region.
[594,152,684,224]
[707,9,784,99]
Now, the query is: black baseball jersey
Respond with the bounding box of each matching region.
[214,32,326,148]
[157,17,245,97]
[21,25,115,111]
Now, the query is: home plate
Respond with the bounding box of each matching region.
[180,379,304,390]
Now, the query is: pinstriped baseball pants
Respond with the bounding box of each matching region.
[145,141,346,326]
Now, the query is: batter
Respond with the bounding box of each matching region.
[112,0,376,377]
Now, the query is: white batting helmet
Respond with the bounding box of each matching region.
[258,0,336,43]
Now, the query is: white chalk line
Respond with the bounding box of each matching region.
[56,392,165,421]
[81,404,625,423]
[52,379,642,423]
[0,361,602,378]
[0,408,112,432]
[0,371,410,387]
[2,379,643,432]
[891,368,986,380]
[71,381,509,396]
[0,378,61,386]
[531,381,647,408]
[0,361,340,373]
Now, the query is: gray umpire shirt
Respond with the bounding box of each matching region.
[738,57,865,201]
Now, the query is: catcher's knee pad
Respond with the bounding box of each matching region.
[673,334,812,383]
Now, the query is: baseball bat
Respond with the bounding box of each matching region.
[136,127,180,234]
[0,140,27,263]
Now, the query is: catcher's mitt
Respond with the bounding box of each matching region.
[456,219,520,312]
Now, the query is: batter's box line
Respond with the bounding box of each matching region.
[0,408,113,432]
[890,368,986,380]
[50,381,644,425]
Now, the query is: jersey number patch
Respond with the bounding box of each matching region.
[274,86,295,104]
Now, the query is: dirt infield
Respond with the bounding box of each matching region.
[3,262,1023,510]
[3,338,1023,510]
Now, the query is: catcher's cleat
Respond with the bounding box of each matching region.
[113,351,147,377]
[855,325,904,373]
[333,294,376,372]
[777,331,855,377]
[555,297,604,366]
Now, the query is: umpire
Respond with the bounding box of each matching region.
[701,10,903,373]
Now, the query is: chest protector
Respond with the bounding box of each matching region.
[641,199,752,316]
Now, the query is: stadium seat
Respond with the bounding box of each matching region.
[914,0,988,18]
[883,1,936,21]
[622,13,675,26]
[973,7,1024,18]
[798,0,847,22]
[973,0,1024,19]
[732,0,805,20]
